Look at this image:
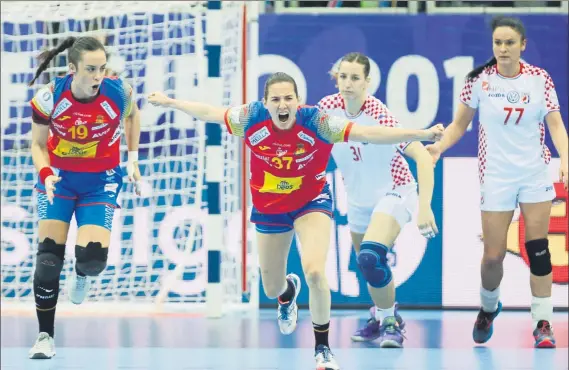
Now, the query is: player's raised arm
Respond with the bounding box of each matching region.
[348,122,444,144]
[147,91,227,124]
[425,69,479,166]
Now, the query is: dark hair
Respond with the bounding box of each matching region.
[465,16,526,81]
[263,72,298,99]
[28,36,107,86]
[329,52,370,80]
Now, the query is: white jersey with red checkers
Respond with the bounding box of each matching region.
[460,62,561,185]
[317,93,416,208]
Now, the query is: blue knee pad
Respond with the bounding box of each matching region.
[357,241,392,288]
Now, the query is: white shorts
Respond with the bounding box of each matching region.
[480,170,555,211]
[347,183,418,234]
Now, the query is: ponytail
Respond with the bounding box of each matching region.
[465,57,497,81]
[28,36,77,86]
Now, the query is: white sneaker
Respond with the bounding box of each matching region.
[29,332,55,359]
[67,272,91,304]
[314,344,340,370]
[277,273,301,335]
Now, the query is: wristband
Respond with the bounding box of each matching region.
[128,151,139,164]
[39,167,54,185]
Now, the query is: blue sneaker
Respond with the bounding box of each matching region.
[533,320,556,348]
[277,273,301,335]
[378,316,405,348]
[472,301,502,344]
[351,303,405,342]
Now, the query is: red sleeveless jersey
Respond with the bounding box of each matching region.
[224,102,353,214]
[30,75,133,172]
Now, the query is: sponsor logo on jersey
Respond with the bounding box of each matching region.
[294,143,306,156]
[295,150,317,163]
[485,84,506,99]
[73,112,92,118]
[52,138,98,158]
[92,127,112,139]
[51,98,72,119]
[312,192,330,201]
[258,146,271,151]
[276,148,288,157]
[75,118,87,126]
[488,92,505,99]
[92,123,109,131]
[101,101,118,120]
[315,171,326,181]
[297,131,315,146]
[51,125,65,136]
[104,183,119,193]
[57,116,71,121]
[249,126,270,146]
[386,192,402,199]
[42,91,51,101]
[253,152,270,163]
[259,171,303,194]
[507,91,520,104]
[521,93,531,104]
[108,127,121,146]
[484,84,505,93]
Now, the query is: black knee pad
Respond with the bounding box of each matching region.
[526,239,552,277]
[75,242,108,276]
[34,238,65,282]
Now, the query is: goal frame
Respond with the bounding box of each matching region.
[0,1,260,318]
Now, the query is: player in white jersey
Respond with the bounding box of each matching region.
[317,53,438,348]
[427,16,568,348]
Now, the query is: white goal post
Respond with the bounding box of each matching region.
[0,1,260,318]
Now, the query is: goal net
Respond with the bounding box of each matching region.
[0,1,258,316]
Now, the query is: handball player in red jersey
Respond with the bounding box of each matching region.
[28,36,142,359]
[149,72,443,369]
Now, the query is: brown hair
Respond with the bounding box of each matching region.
[263,72,299,99]
[29,36,107,86]
[466,16,526,81]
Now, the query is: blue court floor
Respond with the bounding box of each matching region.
[1,309,567,370]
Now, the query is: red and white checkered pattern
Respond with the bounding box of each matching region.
[316,93,345,111]
[478,124,488,185]
[318,93,416,205]
[539,122,552,165]
[460,76,478,107]
[390,154,414,188]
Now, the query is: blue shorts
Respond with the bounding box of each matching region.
[35,166,123,231]
[251,183,333,234]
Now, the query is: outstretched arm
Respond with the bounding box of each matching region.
[434,103,476,154]
[148,91,226,124]
[348,123,444,144]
